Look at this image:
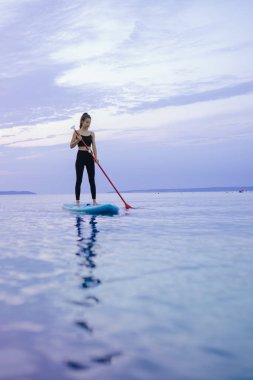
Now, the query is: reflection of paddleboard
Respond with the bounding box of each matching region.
[63,203,119,215]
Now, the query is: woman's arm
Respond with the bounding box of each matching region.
[70,131,81,149]
[91,132,98,159]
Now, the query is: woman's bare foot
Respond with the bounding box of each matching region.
[76,200,80,206]
[93,200,99,205]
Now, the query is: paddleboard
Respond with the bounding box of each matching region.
[63,203,119,215]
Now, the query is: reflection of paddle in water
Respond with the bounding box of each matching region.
[75,215,101,289]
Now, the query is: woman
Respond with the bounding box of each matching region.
[70,112,98,205]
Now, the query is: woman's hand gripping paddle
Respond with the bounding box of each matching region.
[71,126,133,209]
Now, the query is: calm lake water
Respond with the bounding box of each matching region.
[0,192,253,380]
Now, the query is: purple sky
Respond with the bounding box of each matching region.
[0,0,253,194]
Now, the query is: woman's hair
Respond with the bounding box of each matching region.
[79,112,91,128]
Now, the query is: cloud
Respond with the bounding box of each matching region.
[1,0,253,151]
[51,1,253,113]
[50,3,136,64]
[0,0,33,28]
[0,170,16,176]
[0,118,73,148]
[130,80,253,112]
[0,87,252,149]
[16,153,43,160]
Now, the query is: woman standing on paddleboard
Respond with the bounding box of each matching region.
[70,113,98,206]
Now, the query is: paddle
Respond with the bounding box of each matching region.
[71,126,133,209]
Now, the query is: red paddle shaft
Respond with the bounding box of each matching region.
[73,129,133,209]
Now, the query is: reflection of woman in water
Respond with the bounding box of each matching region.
[75,216,101,289]
[65,216,122,371]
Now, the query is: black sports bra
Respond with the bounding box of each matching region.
[78,134,92,147]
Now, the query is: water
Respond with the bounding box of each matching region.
[0,192,253,380]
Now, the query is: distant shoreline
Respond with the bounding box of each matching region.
[0,191,36,195]
[120,186,253,193]
[1,187,252,195]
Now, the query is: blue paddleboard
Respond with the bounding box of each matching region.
[63,203,119,215]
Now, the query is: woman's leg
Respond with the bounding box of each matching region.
[75,152,85,202]
[86,156,96,202]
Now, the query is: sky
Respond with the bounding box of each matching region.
[0,0,253,195]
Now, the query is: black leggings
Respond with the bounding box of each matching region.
[75,151,96,200]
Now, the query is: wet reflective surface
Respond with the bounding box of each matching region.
[0,192,253,380]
